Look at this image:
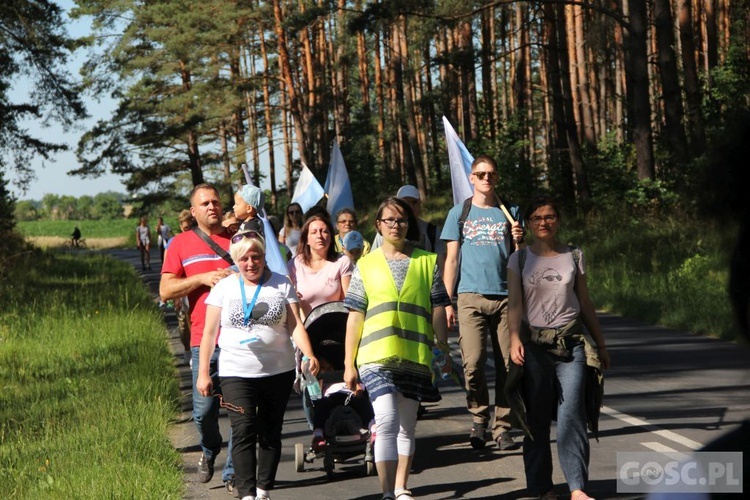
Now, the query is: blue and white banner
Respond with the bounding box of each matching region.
[291,163,326,213]
[325,140,355,218]
[443,116,474,206]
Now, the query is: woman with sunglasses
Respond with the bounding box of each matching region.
[334,207,371,256]
[197,229,318,500]
[507,196,610,500]
[344,197,451,500]
[288,214,354,318]
[278,203,303,257]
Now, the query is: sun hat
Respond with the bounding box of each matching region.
[396,185,420,200]
[240,184,265,211]
[342,231,364,251]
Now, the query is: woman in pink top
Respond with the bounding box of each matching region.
[288,214,353,317]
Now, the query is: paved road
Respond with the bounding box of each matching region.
[110,248,750,499]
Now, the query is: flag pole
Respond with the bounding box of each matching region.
[494,192,516,224]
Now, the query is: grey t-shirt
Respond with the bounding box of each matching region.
[507,247,585,328]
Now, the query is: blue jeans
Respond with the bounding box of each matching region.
[191,346,234,481]
[522,343,589,495]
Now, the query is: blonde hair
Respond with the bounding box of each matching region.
[229,233,266,264]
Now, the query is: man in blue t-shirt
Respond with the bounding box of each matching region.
[441,154,525,451]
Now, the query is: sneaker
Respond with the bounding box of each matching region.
[225,479,240,498]
[469,423,487,450]
[197,453,215,483]
[496,430,519,450]
[256,495,270,500]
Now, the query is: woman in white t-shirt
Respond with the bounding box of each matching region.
[278,202,303,257]
[507,196,610,500]
[197,229,318,500]
[287,214,353,318]
[135,216,151,271]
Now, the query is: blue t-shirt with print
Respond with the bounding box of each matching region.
[440,201,520,295]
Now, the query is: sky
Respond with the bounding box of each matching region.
[8,1,126,202]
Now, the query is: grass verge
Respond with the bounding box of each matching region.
[0,248,183,499]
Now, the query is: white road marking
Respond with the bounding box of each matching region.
[602,406,703,450]
[641,441,691,460]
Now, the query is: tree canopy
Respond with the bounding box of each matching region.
[0,1,86,189]
[53,1,750,215]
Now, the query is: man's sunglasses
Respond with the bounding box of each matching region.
[231,230,264,244]
[473,171,498,181]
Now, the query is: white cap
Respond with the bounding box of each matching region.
[396,185,420,200]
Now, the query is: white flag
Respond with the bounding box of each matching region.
[325,140,354,218]
[291,163,326,213]
[443,116,475,206]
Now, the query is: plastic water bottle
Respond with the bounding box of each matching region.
[432,348,451,380]
[301,356,321,400]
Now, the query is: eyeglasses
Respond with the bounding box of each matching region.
[288,210,301,215]
[529,215,558,225]
[337,218,356,225]
[231,230,264,244]
[473,171,498,181]
[379,218,409,228]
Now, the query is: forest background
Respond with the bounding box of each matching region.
[1,0,749,339]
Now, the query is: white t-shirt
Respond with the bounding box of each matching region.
[279,227,302,256]
[205,271,299,378]
[507,247,585,328]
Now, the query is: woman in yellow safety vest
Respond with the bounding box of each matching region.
[344,196,452,500]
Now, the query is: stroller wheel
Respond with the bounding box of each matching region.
[295,443,305,472]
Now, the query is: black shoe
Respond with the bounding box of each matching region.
[197,453,215,483]
[470,423,487,450]
[225,479,240,498]
[496,430,519,450]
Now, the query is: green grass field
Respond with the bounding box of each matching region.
[0,250,184,498]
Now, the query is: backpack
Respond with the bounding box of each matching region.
[426,221,437,251]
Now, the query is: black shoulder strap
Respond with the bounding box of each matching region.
[426,222,437,251]
[457,197,473,246]
[192,227,233,265]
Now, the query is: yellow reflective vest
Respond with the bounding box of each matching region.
[356,248,437,367]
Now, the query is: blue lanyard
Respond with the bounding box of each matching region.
[239,273,264,326]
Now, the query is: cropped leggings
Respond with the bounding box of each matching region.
[371,391,419,462]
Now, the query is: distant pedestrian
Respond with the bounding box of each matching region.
[278,202,303,258]
[156,216,172,262]
[71,226,82,247]
[334,207,370,256]
[135,216,152,271]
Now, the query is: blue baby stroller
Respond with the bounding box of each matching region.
[294,301,376,479]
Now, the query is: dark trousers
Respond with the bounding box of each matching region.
[221,370,295,497]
